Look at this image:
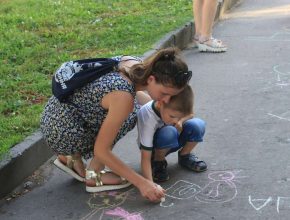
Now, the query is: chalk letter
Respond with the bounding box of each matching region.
[277,196,290,213]
[248,195,272,211]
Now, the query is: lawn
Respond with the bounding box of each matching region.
[0,0,193,158]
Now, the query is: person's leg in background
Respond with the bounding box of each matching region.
[193,0,227,52]
[200,0,218,40]
[193,0,203,43]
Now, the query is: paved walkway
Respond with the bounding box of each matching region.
[1,0,290,219]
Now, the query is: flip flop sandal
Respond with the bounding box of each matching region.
[85,169,131,193]
[198,37,227,53]
[53,156,85,182]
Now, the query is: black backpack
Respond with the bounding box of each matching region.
[52,56,141,102]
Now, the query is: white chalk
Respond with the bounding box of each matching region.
[156,185,166,202]
[156,184,162,190]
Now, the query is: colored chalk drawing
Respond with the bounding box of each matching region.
[268,112,290,122]
[248,196,273,211]
[105,207,143,220]
[81,188,141,220]
[160,180,202,208]
[160,170,247,208]
[195,170,239,203]
[249,196,290,213]
[260,63,290,92]
[80,171,290,218]
[81,170,246,219]
[273,63,290,88]
[261,63,290,122]
[266,63,290,121]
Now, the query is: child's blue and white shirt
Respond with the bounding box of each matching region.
[137,100,165,151]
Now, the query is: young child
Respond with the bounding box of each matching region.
[137,85,207,182]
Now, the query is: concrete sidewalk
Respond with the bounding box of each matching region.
[1,0,290,219]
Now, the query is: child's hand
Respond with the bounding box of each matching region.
[138,179,165,202]
[175,113,194,133]
[175,121,183,133]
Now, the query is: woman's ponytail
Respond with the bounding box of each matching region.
[128,47,191,88]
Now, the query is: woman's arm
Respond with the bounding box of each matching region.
[141,150,153,181]
[94,91,164,201]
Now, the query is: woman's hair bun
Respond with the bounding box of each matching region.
[161,50,176,61]
[164,54,174,61]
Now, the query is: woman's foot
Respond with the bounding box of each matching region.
[85,169,131,193]
[85,170,125,187]
[198,37,227,53]
[54,155,86,181]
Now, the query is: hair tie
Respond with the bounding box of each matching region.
[179,70,192,75]
[174,70,192,83]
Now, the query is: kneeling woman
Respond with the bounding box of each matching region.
[40,48,191,202]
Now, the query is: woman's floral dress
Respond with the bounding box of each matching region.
[40,72,139,159]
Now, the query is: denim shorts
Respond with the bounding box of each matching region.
[153,118,206,155]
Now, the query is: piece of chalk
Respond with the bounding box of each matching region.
[157,185,162,190]
[156,185,165,202]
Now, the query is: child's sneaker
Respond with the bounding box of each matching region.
[178,151,207,172]
[152,160,169,182]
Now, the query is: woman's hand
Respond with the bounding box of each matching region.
[138,179,165,202]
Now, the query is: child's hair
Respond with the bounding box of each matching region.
[163,85,194,115]
[125,47,192,89]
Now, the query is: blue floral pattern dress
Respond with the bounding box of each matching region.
[40,72,139,159]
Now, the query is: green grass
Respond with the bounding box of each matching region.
[0,0,193,158]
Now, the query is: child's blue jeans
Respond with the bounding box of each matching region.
[153,118,206,155]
